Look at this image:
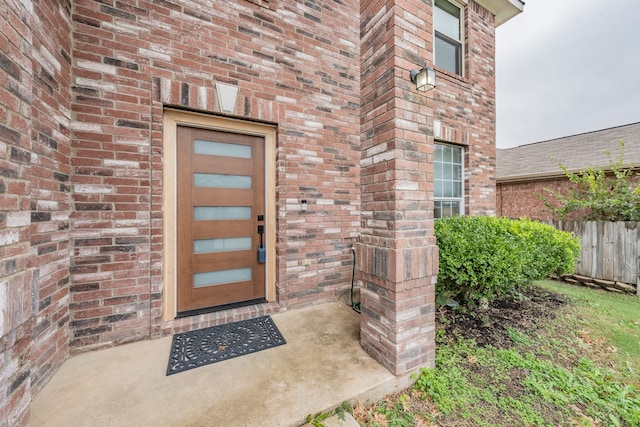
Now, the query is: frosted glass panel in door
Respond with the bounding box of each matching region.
[194,140,251,158]
[194,173,251,189]
[193,268,252,288]
[194,237,252,254]
[193,206,252,220]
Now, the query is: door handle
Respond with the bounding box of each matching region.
[257,225,265,263]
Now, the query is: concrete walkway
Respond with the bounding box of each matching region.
[30,302,415,427]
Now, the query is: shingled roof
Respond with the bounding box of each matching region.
[497,122,640,182]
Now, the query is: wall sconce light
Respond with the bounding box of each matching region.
[410,65,436,92]
[301,200,308,212]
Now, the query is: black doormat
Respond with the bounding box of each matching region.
[166,315,286,375]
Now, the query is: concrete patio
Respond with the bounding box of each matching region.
[30,302,416,427]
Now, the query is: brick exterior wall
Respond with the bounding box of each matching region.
[0,0,73,425]
[68,0,361,350]
[0,0,504,421]
[497,179,566,220]
[433,1,496,216]
[359,0,438,375]
[497,173,640,220]
[358,0,498,375]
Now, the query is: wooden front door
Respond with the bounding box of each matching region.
[176,126,266,314]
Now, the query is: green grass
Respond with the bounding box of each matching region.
[355,280,640,426]
[535,279,640,376]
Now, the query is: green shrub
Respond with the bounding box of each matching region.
[541,141,640,221]
[435,216,580,306]
[506,218,581,281]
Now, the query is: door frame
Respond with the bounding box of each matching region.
[162,109,277,321]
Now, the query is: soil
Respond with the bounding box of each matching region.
[437,286,569,348]
[352,285,574,426]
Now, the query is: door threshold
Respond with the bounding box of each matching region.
[176,298,267,319]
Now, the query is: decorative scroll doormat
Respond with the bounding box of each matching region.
[166,315,286,375]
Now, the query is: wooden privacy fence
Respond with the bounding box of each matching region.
[548,221,639,295]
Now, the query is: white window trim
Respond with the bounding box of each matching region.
[434,142,465,218]
[433,0,466,77]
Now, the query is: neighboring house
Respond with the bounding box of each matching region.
[0,0,522,423]
[497,122,640,220]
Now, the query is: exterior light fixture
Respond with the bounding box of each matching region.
[410,65,436,92]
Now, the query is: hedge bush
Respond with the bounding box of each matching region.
[435,216,580,306]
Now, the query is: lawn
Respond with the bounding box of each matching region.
[350,280,640,426]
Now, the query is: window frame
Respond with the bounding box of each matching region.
[433,0,465,76]
[434,142,465,219]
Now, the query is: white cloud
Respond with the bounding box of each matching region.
[496,0,640,147]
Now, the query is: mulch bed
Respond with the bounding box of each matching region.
[437,286,569,348]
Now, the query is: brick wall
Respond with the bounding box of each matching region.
[0,0,504,421]
[358,0,438,375]
[0,0,72,425]
[497,173,640,220]
[433,1,497,216]
[69,0,361,349]
[357,0,497,376]
[69,0,156,351]
[29,0,74,393]
[497,179,564,220]
[0,1,35,423]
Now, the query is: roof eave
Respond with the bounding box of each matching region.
[476,0,525,27]
[497,166,640,184]
[496,172,567,184]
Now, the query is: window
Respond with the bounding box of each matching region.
[434,143,464,218]
[434,0,463,75]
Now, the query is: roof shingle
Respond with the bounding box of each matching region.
[497,122,640,182]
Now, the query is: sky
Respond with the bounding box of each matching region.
[495,0,640,148]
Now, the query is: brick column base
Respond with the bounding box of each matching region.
[359,243,437,375]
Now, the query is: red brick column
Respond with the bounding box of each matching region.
[359,0,438,375]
